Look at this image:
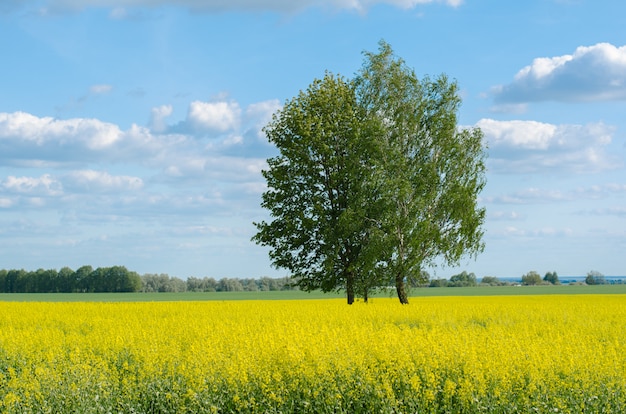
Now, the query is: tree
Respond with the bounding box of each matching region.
[544,271,560,285]
[8,269,27,293]
[58,266,75,292]
[521,271,542,286]
[253,73,376,304]
[480,276,501,286]
[586,270,606,285]
[217,278,244,292]
[74,265,93,293]
[429,278,449,287]
[409,270,431,288]
[142,273,170,292]
[448,271,477,287]
[254,41,487,304]
[352,41,486,303]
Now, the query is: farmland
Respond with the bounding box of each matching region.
[1,283,625,302]
[1,292,625,412]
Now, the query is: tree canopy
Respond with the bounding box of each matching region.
[253,40,487,304]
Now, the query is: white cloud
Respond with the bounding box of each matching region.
[477,118,620,174]
[245,99,282,139]
[0,98,276,171]
[1,174,63,196]
[149,104,173,133]
[479,119,558,150]
[0,100,274,223]
[7,0,462,14]
[0,111,122,150]
[492,43,626,104]
[187,100,241,133]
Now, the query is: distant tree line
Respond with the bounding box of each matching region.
[0,266,621,294]
[0,266,297,293]
[0,266,141,293]
[427,270,623,287]
[141,274,296,293]
[520,270,623,286]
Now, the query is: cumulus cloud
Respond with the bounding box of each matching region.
[0,97,275,170]
[0,111,188,167]
[0,174,64,210]
[477,118,620,174]
[149,105,173,133]
[492,43,626,104]
[1,174,63,196]
[0,111,122,151]
[187,100,241,133]
[0,97,275,221]
[160,98,281,158]
[5,0,462,14]
[245,99,282,139]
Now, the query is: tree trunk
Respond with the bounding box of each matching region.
[347,287,355,304]
[395,273,409,304]
[346,272,355,305]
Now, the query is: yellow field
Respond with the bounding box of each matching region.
[1,295,625,413]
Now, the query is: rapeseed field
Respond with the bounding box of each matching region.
[0,295,624,413]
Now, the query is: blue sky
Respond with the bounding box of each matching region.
[1,0,625,279]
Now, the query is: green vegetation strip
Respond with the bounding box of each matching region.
[1,284,625,302]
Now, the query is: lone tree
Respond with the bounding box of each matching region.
[521,271,542,286]
[252,73,378,304]
[253,41,487,304]
[544,271,559,285]
[353,42,486,303]
[586,270,606,285]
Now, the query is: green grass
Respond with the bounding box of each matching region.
[411,283,626,296]
[0,290,342,302]
[1,283,625,302]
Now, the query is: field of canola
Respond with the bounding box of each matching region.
[1,295,625,413]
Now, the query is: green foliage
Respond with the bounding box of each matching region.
[0,266,139,293]
[0,269,299,295]
[429,278,449,287]
[521,271,543,286]
[353,41,486,304]
[142,273,188,292]
[543,271,560,285]
[408,270,431,288]
[480,276,501,286]
[448,271,477,287]
[254,40,487,304]
[253,72,374,304]
[585,270,606,285]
